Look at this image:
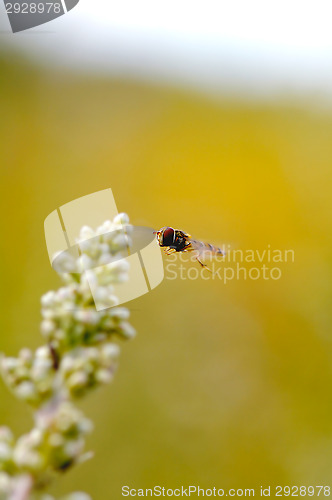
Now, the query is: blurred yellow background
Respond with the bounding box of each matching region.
[1,50,332,498]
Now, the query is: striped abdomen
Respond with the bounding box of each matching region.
[190,239,225,256]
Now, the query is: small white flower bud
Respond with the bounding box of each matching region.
[96,220,115,235]
[93,287,109,303]
[56,412,74,433]
[78,418,93,434]
[112,233,129,249]
[67,372,88,390]
[97,254,113,266]
[79,226,95,240]
[79,239,92,253]
[78,255,93,272]
[0,427,14,445]
[1,357,18,372]
[99,243,110,254]
[119,322,136,339]
[102,231,116,243]
[41,291,56,308]
[61,356,76,374]
[53,251,77,273]
[29,429,43,446]
[32,358,52,381]
[82,269,98,289]
[35,346,51,360]
[102,344,120,361]
[95,369,112,384]
[108,307,130,320]
[57,287,75,302]
[41,309,56,320]
[114,273,128,284]
[48,433,64,448]
[101,220,114,232]
[114,213,129,225]
[41,320,55,338]
[64,438,84,458]
[0,443,12,462]
[15,382,36,401]
[55,328,66,341]
[19,349,33,363]
[74,310,99,326]
[111,259,130,274]
[107,295,119,306]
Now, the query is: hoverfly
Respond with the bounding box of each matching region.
[154,226,226,272]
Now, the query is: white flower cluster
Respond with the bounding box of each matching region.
[41,213,135,353]
[0,214,135,500]
[0,347,54,406]
[60,343,120,398]
[0,404,92,476]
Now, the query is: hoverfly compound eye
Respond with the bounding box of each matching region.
[161,227,175,246]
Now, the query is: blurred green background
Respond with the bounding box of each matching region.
[1,50,332,498]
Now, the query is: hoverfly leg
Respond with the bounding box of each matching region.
[196,257,213,273]
[165,248,176,255]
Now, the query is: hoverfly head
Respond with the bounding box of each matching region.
[154,226,175,247]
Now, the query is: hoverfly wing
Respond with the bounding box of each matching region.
[189,239,226,259]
